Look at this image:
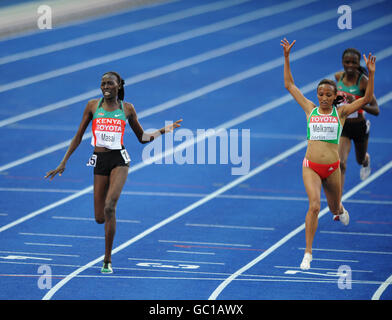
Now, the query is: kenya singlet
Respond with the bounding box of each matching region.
[337,73,365,118]
[91,98,127,150]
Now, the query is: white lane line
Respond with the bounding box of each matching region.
[2,82,392,234]
[208,160,392,300]
[19,232,104,240]
[128,257,225,265]
[299,247,392,255]
[185,223,274,231]
[0,0,380,129]
[372,274,392,300]
[320,231,392,237]
[52,216,140,223]
[274,266,373,273]
[158,240,251,247]
[312,258,359,263]
[0,260,386,286]
[1,187,392,206]
[24,242,73,247]
[42,140,308,300]
[167,250,215,255]
[1,30,392,176]
[0,95,302,233]
[0,250,79,258]
[0,0,181,42]
[0,187,83,193]
[0,0,251,65]
[0,0,317,93]
[1,273,387,285]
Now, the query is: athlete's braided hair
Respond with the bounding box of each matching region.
[342,48,368,76]
[102,71,125,100]
[317,79,344,106]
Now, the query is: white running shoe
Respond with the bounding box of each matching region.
[333,209,350,226]
[360,154,371,180]
[300,252,312,270]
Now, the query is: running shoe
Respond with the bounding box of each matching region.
[360,154,371,180]
[333,209,350,226]
[101,262,113,274]
[300,252,312,270]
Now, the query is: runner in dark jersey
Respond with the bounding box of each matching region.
[45,71,182,273]
[335,48,379,194]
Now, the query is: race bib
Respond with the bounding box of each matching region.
[120,149,131,164]
[308,115,339,141]
[86,154,97,167]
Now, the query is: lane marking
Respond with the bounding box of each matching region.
[0,0,250,65]
[0,0,384,129]
[159,240,251,247]
[299,247,392,255]
[0,273,386,285]
[0,256,53,261]
[320,231,392,237]
[185,223,274,231]
[24,242,73,247]
[372,274,392,300]
[0,260,385,287]
[208,160,392,300]
[41,140,308,300]
[166,250,215,255]
[1,39,392,177]
[0,0,317,93]
[1,187,391,206]
[1,41,392,175]
[312,258,359,263]
[0,250,78,258]
[52,216,140,223]
[19,232,104,240]
[275,266,373,273]
[173,244,264,252]
[128,257,225,265]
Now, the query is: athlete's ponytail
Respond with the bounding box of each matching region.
[102,71,125,101]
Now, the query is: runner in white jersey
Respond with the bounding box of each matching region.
[45,71,182,273]
[281,38,376,270]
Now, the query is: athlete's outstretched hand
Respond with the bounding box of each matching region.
[280,38,296,57]
[164,119,183,133]
[363,53,376,74]
[45,163,65,180]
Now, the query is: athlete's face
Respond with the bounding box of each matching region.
[101,74,119,99]
[342,52,360,76]
[317,84,337,109]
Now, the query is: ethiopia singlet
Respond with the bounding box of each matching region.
[307,106,342,144]
[337,73,365,118]
[91,98,127,150]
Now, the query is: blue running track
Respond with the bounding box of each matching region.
[0,0,391,305]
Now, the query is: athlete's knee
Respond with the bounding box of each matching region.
[308,200,320,215]
[104,199,117,220]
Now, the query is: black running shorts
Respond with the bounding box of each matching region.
[341,119,370,143]
[87,149,130,176]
